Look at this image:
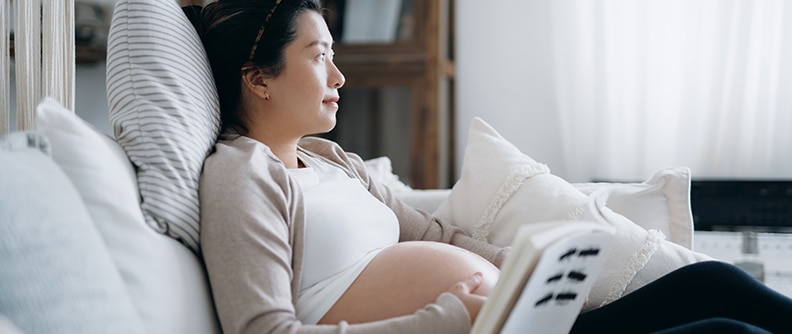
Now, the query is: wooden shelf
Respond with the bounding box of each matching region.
[322,0,454,188]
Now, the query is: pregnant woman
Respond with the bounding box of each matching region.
[193,2,501,332]
[189,1,792,333]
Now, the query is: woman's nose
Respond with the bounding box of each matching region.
[330,63,345,88]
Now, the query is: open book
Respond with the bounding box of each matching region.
[472,221,615,334]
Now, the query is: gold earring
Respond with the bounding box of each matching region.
[264,93,270,100]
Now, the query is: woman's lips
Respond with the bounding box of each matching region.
[323,97,339,108]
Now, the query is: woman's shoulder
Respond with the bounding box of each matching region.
[206,136,281,169]
[203,135,289,186]
[212,134,278,161]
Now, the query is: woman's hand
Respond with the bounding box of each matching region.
[447,272,488,323]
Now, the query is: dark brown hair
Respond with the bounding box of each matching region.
[184,0,322,135]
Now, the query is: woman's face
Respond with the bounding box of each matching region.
[264,11,345,138]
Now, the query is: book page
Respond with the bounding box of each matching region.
[500,230,612,334]
[471,221,614,334]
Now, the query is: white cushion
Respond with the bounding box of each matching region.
[36,98,220,334]
[372,160,694,248]
[365,156,455,212]
[106,0,220,252]
[423,117,692,248]
[434,117,711,310]
[397,189,454,213]
[581,193,712,310]
[364,156,413,192]
[574,168,695,249]
[434,117,589,247]
[0,142,145,334]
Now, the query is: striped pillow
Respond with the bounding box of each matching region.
[106,0,220,253]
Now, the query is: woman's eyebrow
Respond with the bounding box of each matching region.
[304,40,333,49]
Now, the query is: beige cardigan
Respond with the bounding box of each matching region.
[200,135,508,334]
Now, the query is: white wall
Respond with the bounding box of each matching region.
[455,0,565,180]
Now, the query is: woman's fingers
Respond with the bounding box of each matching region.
[447,272,487,323]
[454,272,483,293]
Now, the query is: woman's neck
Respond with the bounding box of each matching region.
[246,130,302,169]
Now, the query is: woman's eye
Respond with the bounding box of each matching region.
[318,52,326,61]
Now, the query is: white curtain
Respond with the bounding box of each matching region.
[550,0,792,182]
[1,0,74,136]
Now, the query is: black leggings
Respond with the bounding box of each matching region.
[571,261,792,334]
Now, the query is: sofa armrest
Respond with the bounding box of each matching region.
[396,189,452,213]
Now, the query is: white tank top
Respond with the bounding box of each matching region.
[289,150,399,324]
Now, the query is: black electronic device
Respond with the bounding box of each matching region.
[691,180,792,232]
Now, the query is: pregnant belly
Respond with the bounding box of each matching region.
[318,241,500,324]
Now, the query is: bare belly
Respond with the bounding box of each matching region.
[318,241,500,324]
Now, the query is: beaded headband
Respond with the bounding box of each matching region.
[248,0,283,61]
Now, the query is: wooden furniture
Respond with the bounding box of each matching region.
[322,0,455,189]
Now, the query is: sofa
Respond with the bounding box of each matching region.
[0,0,709,332]
[0,100,707,333]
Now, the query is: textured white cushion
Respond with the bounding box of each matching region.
[581,193,712,311]
[0,143,145,334]
[364,156,413,192]
[370,160,693,246]
[365,156,454,212]
[574,168,695,249]
[428,117,693,248]
[36,98,220,334]
[434,117,710,310]
[434,117,589,247]
[106,0,220,252]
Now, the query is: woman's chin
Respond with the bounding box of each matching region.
[322,116,337,132]
[308,119,336,136]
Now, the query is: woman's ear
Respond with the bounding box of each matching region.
[241,66,270,100]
